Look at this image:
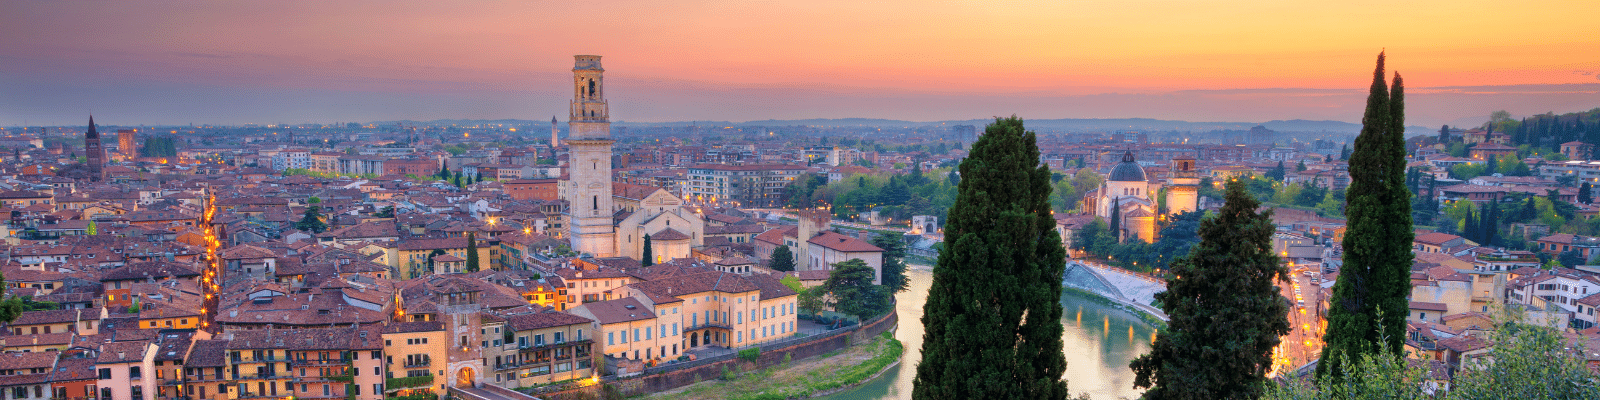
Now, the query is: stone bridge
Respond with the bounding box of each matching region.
[1062,261,1170,321]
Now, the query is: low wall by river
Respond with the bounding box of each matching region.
[1063,261,1169,322]
[534,310,899,400]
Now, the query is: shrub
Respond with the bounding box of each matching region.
[738,347,761,362]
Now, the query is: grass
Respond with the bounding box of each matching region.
[642,332,904,400]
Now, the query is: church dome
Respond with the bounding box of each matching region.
[1107,151,1147,182]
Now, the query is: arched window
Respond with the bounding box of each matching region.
[592,196,598,210]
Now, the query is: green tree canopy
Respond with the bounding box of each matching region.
[913,116,1073,400]
[1318,52,1414,380]
[821,258,889,322]
[465,232,480,272]
[769,245,796,272]
[1130,181,1289,399]
[641,233,654,267]
[296,206,327,234]
[870,234,910,293]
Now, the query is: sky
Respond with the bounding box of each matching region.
[2,0,1598,128]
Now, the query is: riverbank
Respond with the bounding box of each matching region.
[640,332,904,400]
[1061,286,1168,328]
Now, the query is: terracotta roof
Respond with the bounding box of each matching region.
[1409,301,1449,312]
[807,231,883,253]
[575,298,656,325]
[9,309,83,326]
[398,237,470,251]
[184,339,230,367]
[748,273,798,300]
[383,321,443,334]
[502,312,593,331]
[652,228,691,241]
[96,341,152,364]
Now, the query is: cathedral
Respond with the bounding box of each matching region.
[561,55,705,261]
[1084,151,1199,243]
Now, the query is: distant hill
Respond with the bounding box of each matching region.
[373,117,1432,134]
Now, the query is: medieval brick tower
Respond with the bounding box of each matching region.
[84,116,105,182]
[1165,155,1199,214]
[565,55,617,257]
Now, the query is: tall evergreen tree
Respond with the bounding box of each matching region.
[1267,161,1286,181]
[1438,124,1451,143]
[769,245,796,272]
[465,232,480,272]
[641,233,654,266]
[1479,202,1498,246]
[1485,154,1498,175]
[1130,181,1289,400]
[1318,52,1414,379]
[913,116,1071,400]
[1109,197,1123,244]
[1580,182,1592,204]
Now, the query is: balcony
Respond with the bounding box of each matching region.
[385,375,434,391]
[402,360,431,368]
[291,358,352,366]
[230,356,289,363]
[231,373,282,380]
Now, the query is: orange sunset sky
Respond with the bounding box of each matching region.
[2,0,1597,127]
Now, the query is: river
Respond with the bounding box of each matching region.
[818,265,1157,400]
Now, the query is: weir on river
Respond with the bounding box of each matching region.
[819,266,1157,400]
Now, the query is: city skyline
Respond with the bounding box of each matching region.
[3,1,1597,127]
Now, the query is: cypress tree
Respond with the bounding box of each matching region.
[913,116,1071,400]
[1580,182,1592,204]
[1109,197,1123,244]
[641,233,654,266]
[1462,207,1479,243]
[1480,202,1498,246]
[1317,52,1414,379]
[1129,181,1288,400]
[1485,154,1498,175]
[465,232,480,272]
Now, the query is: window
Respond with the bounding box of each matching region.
[98,368,111,380]
[607,332,614,346]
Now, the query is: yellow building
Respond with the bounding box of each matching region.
[568,298,673,362]
[395,238,492,279]
[381,321,448,400]
[481,311,596,388]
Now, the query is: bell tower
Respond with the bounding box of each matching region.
[565,55,617,257]
[1165,155,1199,214]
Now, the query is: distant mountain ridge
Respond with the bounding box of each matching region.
[375,117,1431,134]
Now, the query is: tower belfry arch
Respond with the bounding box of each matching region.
[564,55,617,257]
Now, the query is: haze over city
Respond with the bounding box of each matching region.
[4,0,1599,127]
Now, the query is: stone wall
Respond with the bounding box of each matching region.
[537,310,898,399]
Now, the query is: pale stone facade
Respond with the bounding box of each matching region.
[565,55,618,257]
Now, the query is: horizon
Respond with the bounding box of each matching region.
[3,1,1598,127]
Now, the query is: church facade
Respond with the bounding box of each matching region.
[1083,151,1200,243]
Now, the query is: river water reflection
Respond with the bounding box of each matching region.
[818,266,1155,400]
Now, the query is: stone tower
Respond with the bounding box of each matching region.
[1165,155,1199,214]
[118,129,137,160]
[565,55,617,257]
[84,116,104,182]
[550,116,560,148]
[796,208,831,271]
